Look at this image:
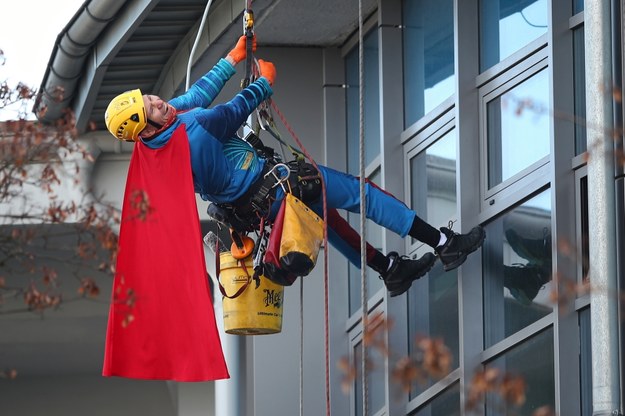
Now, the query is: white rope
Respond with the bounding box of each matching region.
[357,0,369,415]
[186,0,215,91]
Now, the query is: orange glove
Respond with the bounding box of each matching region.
[227,35,256,64]
[258,59,276,86]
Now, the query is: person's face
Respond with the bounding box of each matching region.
[141,94,171,138]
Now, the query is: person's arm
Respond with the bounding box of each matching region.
[169,36,253,110]
[194,60,276,142]
[169,59,235,111]
[194,76,273,142]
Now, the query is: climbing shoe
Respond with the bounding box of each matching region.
[382,251,437,297]
[504,264,552,306]
[435,225,486,272]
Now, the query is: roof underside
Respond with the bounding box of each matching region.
[35,0,377,134]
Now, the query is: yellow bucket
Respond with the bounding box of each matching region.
[219,252,284,335]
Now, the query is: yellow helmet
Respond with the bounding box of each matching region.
[104,89,146,142]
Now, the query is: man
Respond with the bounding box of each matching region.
[104,35,485,297]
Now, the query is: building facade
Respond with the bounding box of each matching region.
[2,0,623,415]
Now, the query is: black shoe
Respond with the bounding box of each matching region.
[381,252,437,297]
[504,264,552,306]
[435,224,485,272]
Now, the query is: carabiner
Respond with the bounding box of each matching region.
[264,163,290,192]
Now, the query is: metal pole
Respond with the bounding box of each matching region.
[585,0,621,414]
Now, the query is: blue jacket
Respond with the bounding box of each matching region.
[142,58,273,204]
[141,59,415,245]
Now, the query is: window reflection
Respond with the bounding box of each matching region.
[410,129,457,234]
[485,329,555,415]
[480,0,548,71]
[408,261,459,397]
[403,0,455,127]
[483,190,553,347]
[487,69,550,189]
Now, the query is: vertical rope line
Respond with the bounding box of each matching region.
[269,100,331,416]
[357,0,369,415]
[186,0,214,91]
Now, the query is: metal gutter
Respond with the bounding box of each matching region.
[32,0,125,123]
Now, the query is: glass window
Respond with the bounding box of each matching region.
[410,129,457,233]
[487,69,550,189]
[407,130,459,396]
[573,0,584,14]
[579,307,592,415]
[573,26,587,155]
[354,340,385,415]
[349,169,384,315]
[485,328,555,415]
[479,0,548,71]
[408,262,459,397]
[346,28,380,174]
[402,0,455,127]
[414,383,461,416]
[483,190,553,347]
[579,176,589,283]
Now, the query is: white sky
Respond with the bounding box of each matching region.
[1,0,85,120]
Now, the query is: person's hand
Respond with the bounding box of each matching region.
[227,35,256,65]
[258,59,276,86]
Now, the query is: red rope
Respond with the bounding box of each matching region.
[270,99,331,416]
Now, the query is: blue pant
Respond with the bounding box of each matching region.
[273,165,417,266]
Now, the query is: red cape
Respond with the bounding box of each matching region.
[103,125,229,382]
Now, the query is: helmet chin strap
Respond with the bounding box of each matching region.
[142,107,178,139]
[147,119,163,129]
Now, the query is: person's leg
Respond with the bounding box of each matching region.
[326,209,381,269]
[326,209,436,297]
[315,165,485,272]
[313,165,415,236]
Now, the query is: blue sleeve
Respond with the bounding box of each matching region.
[169,58,236,111]
[194,77,273,143]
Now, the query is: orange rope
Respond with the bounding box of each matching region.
[270,99,331,416]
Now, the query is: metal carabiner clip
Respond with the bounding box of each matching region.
[264,163,290,192]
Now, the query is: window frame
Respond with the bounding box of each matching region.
[478,49,551,213]
[404,109,457,256]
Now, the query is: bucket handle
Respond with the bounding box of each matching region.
[216,251,253,299]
